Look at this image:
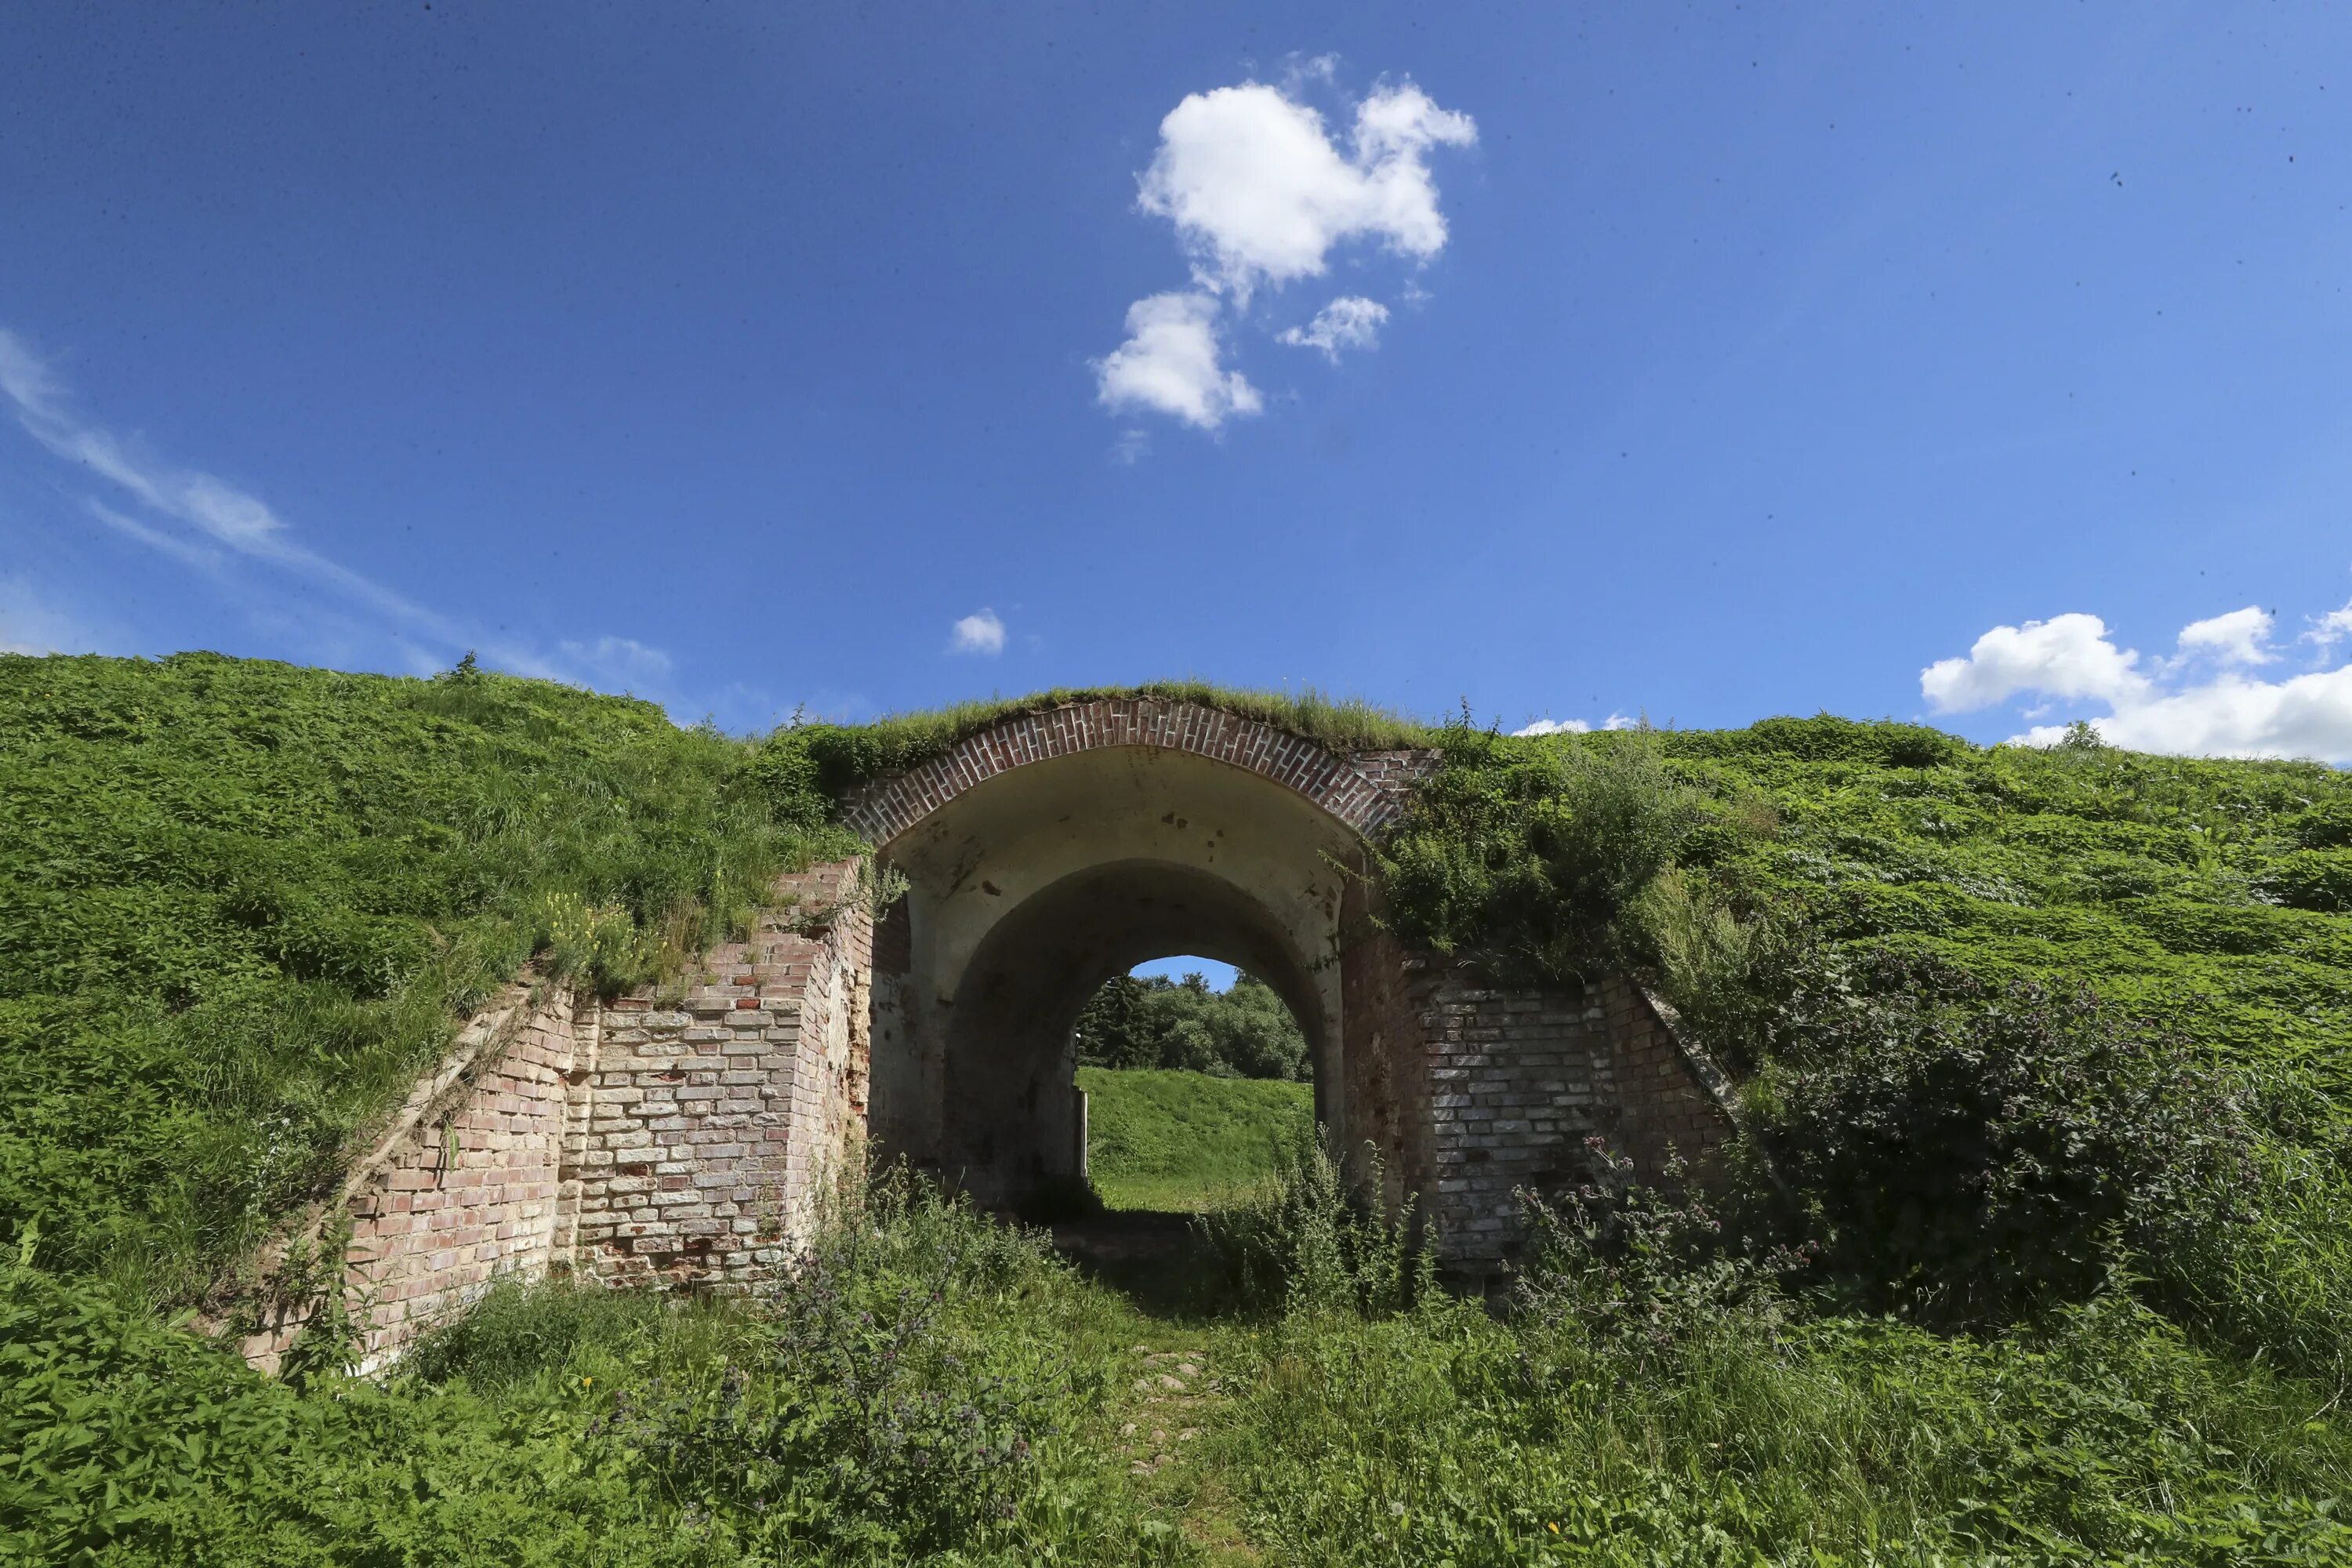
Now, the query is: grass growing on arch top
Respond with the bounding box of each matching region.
[751,679,1436,810]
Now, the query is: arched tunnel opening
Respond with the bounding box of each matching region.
[937,858,1334,1209]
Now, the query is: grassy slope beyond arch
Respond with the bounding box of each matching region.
[1078,1067,1313,1211]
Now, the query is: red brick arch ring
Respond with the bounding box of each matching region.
[838,697,1423,846]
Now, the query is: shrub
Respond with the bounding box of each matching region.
[1513,1142,1813,1366]
[1758,951,2262,1324]
[1377,724,1718,983]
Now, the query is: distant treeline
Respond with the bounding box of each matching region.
[1073,971,1308,1080]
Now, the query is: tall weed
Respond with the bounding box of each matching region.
[1191,1134,1426,1317]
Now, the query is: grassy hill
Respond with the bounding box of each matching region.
[1079,1067,1313,1210]
[1379,714,2352,1383]
[0,652,848,1303]
[7,661,2352,1563]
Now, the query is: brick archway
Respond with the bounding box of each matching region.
[850,699,1433,1206]
[840,698,1428,847]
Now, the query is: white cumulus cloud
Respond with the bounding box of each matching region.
[1920,613,2148,713]
[1513,713,1635,737]
[1095,68,1473,430]
[1926,602,2352,763]
[1138,79,1475,300]
[1278,296,1390,359]
[1093,292,1262,430]
[2172,605,2274,667]
[949,608,1007,656]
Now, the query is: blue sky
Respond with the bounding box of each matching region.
[5,3,2352,761]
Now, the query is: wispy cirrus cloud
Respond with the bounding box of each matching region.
[0,325,681,699]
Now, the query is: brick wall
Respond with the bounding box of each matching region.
[1419,979,1617,1262]
[230,858,874,1374]
[234,982,587,1376]
[568,858,872,1291]
[1334,908,1739,1267]
[224,843,1735,1370]
[1335,877,1441,1208]
[1594,975,1738,1183]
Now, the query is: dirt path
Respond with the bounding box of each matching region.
[1048,1211,1265,1563]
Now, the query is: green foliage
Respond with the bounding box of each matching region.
[0,1172,1187,1566]
[400,1274,678,1392]
[1191,1134,1425,1318]
[1202,1151,2352,1566]
[0,652,851,1305]
[1220,1268,2352,1565]
[1377,724,1715,982]
[610,1171,1071,1557]
[1075,972,1310,1080]
[1374,710,2352,1391]
[1762,950,2264,1327]
[1077,1066,1313,1212]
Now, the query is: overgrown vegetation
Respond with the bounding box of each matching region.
[0,1170,1189,1566]
[12,657,2352,1561]
[0,652,852,1305]
[1078,1067,1313,1211]
[1220,1192,2352,1563]
[1375,712,2352,1392]
[1076,973,1311,1080]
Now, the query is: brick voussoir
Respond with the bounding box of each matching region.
[844,699,1423,843]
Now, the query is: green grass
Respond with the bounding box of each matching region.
[1377,713,2352,1388]
[14,1162,2351,1565]
[0,652,847,1306]
[13,663,2352,1560]
[1080,1067,1313,1212]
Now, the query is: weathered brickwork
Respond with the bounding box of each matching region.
[840,699,1436,844]
[1420,980,1617,1261]
[233,859,875,1374]
[221,713,1751,1374]
[571,858,872,1290]
[1595,975,1739,1181]
[1335,878,1442,1207]
[234,983,588,1376]
[1403,967,1738,1265]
